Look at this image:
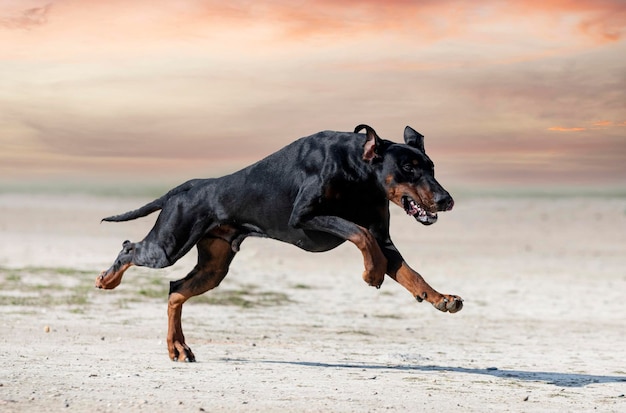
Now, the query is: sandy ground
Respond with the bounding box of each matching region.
[0,192,625,412]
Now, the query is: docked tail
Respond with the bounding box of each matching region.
[101,179,203,223]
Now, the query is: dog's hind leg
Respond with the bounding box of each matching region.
[97,197,215,290]
[96,240,137,289]
[167,235,236,362]
[95,238,176,289]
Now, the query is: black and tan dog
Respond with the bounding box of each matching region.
[96,124,462,362]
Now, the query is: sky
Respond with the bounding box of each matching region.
[1,0,625,189]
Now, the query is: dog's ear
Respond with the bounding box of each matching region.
[404,126,425,152]
[355,124,382,162]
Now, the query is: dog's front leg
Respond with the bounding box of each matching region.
[289,184,387,287]
[379,244,462,312]
[292,215,387,288]
[389,260,463,313]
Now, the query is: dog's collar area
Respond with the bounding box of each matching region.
[401,195,438,225]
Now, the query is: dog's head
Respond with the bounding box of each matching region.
[355,124,454,225]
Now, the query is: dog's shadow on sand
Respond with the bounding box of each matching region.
[225,359,626,388]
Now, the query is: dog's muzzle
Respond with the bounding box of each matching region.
[401,195,438,225]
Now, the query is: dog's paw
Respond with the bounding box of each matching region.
[432,294,463,313]
[94,263,130,290]
[416,292,463,313]
[362,270,385,289]
[169,340,196,363]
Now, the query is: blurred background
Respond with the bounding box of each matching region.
[1,0,625,195]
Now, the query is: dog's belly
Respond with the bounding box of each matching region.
[267,228,346,252]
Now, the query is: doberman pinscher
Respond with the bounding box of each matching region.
[96,124,462,362]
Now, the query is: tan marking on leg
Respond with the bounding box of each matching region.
[167,237,235,362]
[167,292,194,362]
[387,262,463,313]
[347,226,387,288]
[95,263,132,290]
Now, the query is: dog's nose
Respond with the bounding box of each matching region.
[436,193,454,211]
[446,197,454,211]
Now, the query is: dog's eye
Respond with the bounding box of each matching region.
[402,164,414,173]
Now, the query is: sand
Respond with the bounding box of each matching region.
[0,192,625,412]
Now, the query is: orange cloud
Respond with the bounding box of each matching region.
[498,1,626,42]
[548,127,586,132]
[549,119,626,132]
[593,120,613,127]
[2,0,624,61]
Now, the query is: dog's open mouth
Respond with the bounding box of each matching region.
[401,195,438,225]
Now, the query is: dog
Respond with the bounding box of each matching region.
[96,124,462,362]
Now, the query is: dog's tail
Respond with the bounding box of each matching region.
[101,179,202,222]
[101,199,163,222]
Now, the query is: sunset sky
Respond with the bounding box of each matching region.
[1,0,625,189]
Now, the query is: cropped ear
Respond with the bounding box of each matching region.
[354,124,382,162]
[404,126,425,152]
